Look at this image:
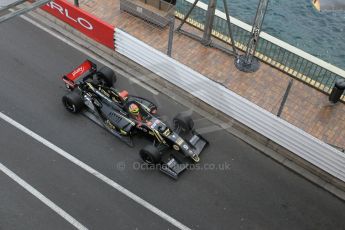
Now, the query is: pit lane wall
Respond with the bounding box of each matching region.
[114,28,345,188]
[41,0,114,49]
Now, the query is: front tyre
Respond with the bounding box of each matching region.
[139,145,161,164]
[62,90,84,113]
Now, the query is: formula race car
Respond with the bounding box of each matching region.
[61,60,208,179]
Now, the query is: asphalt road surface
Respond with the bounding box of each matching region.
[0,17,345,230]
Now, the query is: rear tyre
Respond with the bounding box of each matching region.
[98,66,116,87]
[173,112,194,132]
[139,145,161,164]
[62,90,84,113]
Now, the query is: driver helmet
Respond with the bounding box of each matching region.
[129,103,139,115]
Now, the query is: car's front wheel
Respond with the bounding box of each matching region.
[139,145,161,164]
[62,90,84,113]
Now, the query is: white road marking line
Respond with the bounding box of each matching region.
[0,162,88,230]
[0,112,191,230]
[18,13,159,95]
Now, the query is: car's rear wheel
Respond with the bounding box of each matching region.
[173,112,194,132]
[62,90,84,113]
[139,145,161,164]
[98,66,116,87]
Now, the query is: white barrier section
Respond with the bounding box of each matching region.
[114,28,345,183]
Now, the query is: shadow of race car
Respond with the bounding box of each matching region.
[61,60,208,179]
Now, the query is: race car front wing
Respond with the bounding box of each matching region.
[160,133,208,179]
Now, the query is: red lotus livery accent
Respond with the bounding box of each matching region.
[66,60,94,81]
[118,90,129,101]
[62,60,96,88]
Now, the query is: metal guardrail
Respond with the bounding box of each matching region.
[175,0,345,101]
[115,28,345,183]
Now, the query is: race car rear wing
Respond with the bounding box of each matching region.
[62,60,97,88]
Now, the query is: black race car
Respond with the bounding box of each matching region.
[61,60,208,179]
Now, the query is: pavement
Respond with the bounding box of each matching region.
[64,0,345,151]
[1,15,345,230]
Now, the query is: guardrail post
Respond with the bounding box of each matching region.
[235,0,269,73]
[201,0,216,45]
[167,15,175,57]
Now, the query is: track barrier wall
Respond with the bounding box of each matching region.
[41,0,114,49]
